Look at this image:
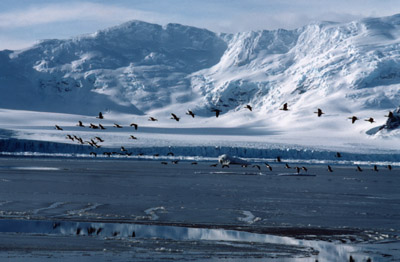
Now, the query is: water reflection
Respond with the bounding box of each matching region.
[0,219,379,261]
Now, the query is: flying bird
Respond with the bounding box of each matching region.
[328,165,333,172]
[285,163,291,169]
[348,116,359,124]
[211,108,222,118]
[356,165,363,172]
[89,152,97,157]
[253,165,261,170]
[96,112,104,119]
[121,146,127,152]
[186,110,195,118]
[373,165,379,172]
[385,111,394,118]
[99,124,106,129]
[276,156,282,162]
[114,123,123,128]
[89,123,99,129]
[148,117,158,121]
[295,167,301,174]
[365,117,375,123]
[55,125,63,130]
[66,135,74,141]
[244,105,252,111]
[265,163,272,171]
[302,166,308,172]
[335,152,342,158]
[130,123,138,130]
[77,121,85,127]
[314,108,325,117]
[280,103,289,111]
[388,165,392,171]
[170,113,180,121]
[129,135,138,140]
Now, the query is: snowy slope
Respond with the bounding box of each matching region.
[1,15,400,157]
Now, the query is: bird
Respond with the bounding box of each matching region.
[96,228,103,235]
[356,165,363,172]
[171,160,179,164]
[276,156,282,162]
[328,165,333,172]
[365,117,375,123]
[348,116,358,124]
[170,113,180,121]
[121,146,127,152]
[265,163,272,171]
[96,112,104,119]
[89,123,99,129]
[161,162,168,165]
[211,108,222,118]
[285,163,291,169]
[314,108,324,117]
[77,121,85,127]
[388,164,392,171]
[95,137,104,142]
[253,165,261,170]
[89,152,97,157]
[114,123,123,128]
[302,166,308,172]
[373,165,379,172]
[103,152,112,157]
[186,110,195,118]
[385,111,394,118]
[280,103,289,111]
[295,167,301,173]
[244,105,252,111]
[55,125,63,130]
[130,123,138,130]
[335,152,342,158]
[148,117,158,121]
[66,135,74,141]
[129,135,138,140]
[99,124,106,129]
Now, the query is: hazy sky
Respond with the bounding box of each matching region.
[1,0,400,50]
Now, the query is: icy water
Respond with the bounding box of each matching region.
[0,157,399,261]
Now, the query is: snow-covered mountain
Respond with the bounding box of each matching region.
[1,15,400,157]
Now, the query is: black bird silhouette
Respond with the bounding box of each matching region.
[114,123,123,128]
[265,163,272,171]
[121,146,127,152]
[314,108,324,117]
[335,152,342,158]
[388,164,392,171]
[373,165,379,172]
[365,117,375,123]
[211,108,222,118]
[148,117,158,121]
[186,110,195,118]
[161,162,168,165]
[253,165,261,170]
[89,123,99,129]
[55,125,63,130]
[171,113,180,121]
[95,137,104,142]
[328,165,333,172]
[77,121,85,127]
[280,103,289,111]
[276,156,282,162]
[348,116,358,124]
[89,152,97,157]
[97,112,104,119]
[245,105,252,111]
[285,163,291,169]
[302,166,308,172]
[295,167,301,173]
[130,123,138,130]
[99,123,106,130]
[66,134,74,141]
[129,135,138,140]
[385,111,394,118]
[103,152,112,157]
[356,165,363,172]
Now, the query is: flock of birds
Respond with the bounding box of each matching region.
[54,103,396,173]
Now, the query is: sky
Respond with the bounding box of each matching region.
[1,0,400,50]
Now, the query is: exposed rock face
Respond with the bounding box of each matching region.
[384,107,400,130]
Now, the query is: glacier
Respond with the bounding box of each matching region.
[1,15,400,160]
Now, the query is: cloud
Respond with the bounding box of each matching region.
[0,2,166,29]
